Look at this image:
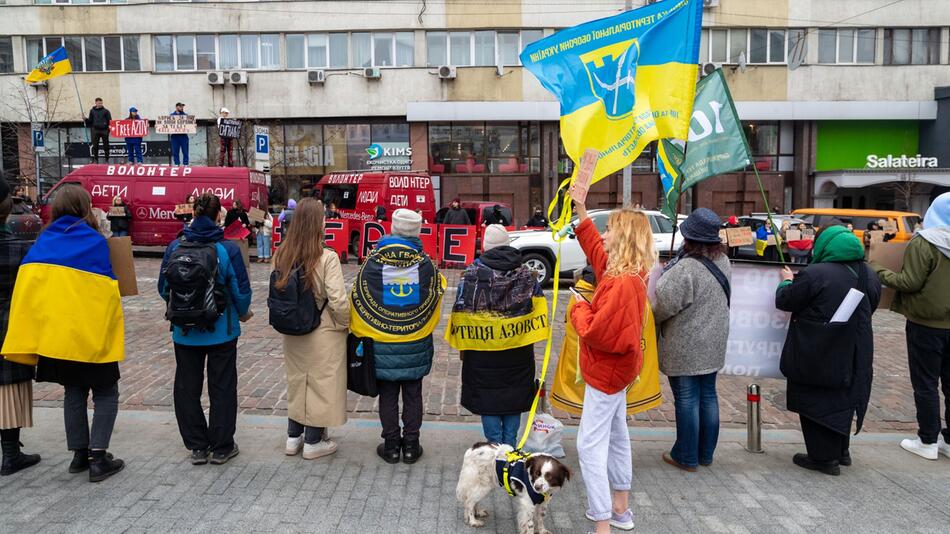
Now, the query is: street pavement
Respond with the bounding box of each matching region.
[1,408,948,534]
[34,258,921,434]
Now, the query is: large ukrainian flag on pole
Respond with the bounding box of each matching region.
[520,0,702,215]
[25,46,72,84]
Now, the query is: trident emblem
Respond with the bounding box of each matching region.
[389,277,414,298]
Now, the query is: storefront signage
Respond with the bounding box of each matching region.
[155,115,197,135]
[365,142,412,170]
[65,142,172,159]
[865,154,938,169]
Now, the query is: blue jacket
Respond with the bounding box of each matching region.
[372,234,435,382]
[157,216,252,346]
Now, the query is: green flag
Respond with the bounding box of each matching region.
[658,68,752,217]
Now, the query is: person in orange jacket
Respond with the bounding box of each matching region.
[570,199,656,534]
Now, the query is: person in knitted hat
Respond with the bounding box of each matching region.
[391,208,422,238]
[0,177,41,476]
[654,207,731,472]
[481,224,509,252]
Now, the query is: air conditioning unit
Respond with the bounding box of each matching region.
[207,71,225,85]
[363,67,381,79]
[308,70,326,84]
[229,71,249,85]
[703,0,720,7]
[438,65,456,80]
[701,62,721,76]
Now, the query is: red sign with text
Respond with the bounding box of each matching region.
[324,219,349,261]
[439,225,476,268]
[109,119,149,139]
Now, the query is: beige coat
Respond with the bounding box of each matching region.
[282,251,350,427]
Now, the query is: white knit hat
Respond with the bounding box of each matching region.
[220,107,230,114]
[391,208,422,238]
[482,224,510,252]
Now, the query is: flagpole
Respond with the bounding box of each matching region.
[751,166,787,265]
[668,178,683,259]
[70,73,89,143]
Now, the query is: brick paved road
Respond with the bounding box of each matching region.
[2,408,949,534]
[34,258,920,434]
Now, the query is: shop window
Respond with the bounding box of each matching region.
[323,125,347,172]
[742,121,779,171]
[430,122,540,174]
[371,123,409,143]
[884,28,941,65]
[346,124,371,169]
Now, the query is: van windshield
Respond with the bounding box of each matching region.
[321,184,357,209]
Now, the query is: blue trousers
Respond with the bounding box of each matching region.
[125,138,143,163]
[170,135,189,165]
[481,414,520,446]
[256,233,272,259]
[668,373,720,467]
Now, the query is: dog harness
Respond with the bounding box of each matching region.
[495,450,548,505]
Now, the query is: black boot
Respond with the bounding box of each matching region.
[401,438,423,465]
[376,439,401,464]
[792,453,839,476]
[69,449,90,473]
[1,436,41,476]
[88,450,124,483]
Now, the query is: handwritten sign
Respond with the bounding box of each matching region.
[218,118,242,139]
[785,229,801,242]
[570,148,599,205]
[174,204,193,216]
[155,115,197,135]
[725,227,754,246]
[109,119,149,138]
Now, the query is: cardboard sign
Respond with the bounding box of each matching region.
[174,204,193,216]
[107,237,138,297]
[248,207,265,224]
[108,206,126,217]
[223,219,250,240]
[785,229,802,242]
[419,224,439,259]
[109,119,149,139]
[868,241,907,310]
[766,235,777,246]
[719,229,727,243]
[155,114,197,134]
[218,118,242,139]
[802,228,816,240]
[439,225,476,268]
[726,227,754,246]
[867,230,885,246]
[883,219,898,233]
[570,148,599,205]
[324,219,349,261]
[360,221,391,260]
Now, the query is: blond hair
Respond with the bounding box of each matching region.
[605,208,656,278]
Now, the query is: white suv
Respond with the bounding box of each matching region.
[508,209,683,285]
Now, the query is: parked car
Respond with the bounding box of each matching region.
[791,208,921,242]
[8,197,42,241]
[507,209,683,285]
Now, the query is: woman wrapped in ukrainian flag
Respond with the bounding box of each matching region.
[1,185,126,483]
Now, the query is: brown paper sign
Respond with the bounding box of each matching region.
[719,229,727,243]
[107,237,138,297]
[868,241,907,310]
[883,219,898,233]
[248,207,266,224]
[867,230,885,246]
[108,207,126,217]
[766,235,777,246]
[570,149,600,205]
[726,227,754,246]
[174,204,194,216]
[785,229,802,241]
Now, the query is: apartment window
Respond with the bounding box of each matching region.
[427,31,447,67]
[123,36,140,70]
[260,34,280,69]
[352,33,371,68]
[154,36,173,71]
[287,33,349,69]
[450,32,471,66]
[787,28,806,65]
[819,28,875,64]
[474,31,494,66]
[307,33,328,68]
[729,29,747,63]
[497,32,520,66]
[240,35,259,69]
[196,35,215,70]
[395,32,413,67]
[710,29,727,62]
[26,35,140,72]
[428,30,543,67]
[701,28,797,65]
[175,35,195,71]
[521,30,544,49]
[84,37,103,71]
[157,34,279,72]
[219,35,238,69]
[373,33,394,67]
[884,28,940,65]
[0,37,12,73]
[329,33,348,67]
[64,37,83,69]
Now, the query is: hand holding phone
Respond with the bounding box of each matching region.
[569,287,590,303]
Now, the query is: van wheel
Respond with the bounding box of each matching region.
[522,253,552,286]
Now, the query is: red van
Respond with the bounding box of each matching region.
[313,170,436,251]
[41,164,269,246]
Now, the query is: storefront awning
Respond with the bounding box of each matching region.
[815,170,950,195]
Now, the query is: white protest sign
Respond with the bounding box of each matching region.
[155,115,197,134]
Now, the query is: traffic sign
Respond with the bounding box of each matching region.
[32,124,45,153]
[254,126,269,162]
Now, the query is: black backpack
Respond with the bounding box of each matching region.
[268,267,326,335]
[163,240,227,332]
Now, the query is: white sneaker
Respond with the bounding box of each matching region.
[285,436,303,456]
[938,436,950,459]
[900,438,938,460]
[303,440,338,460]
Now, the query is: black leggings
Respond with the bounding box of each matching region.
[0,428,19,442]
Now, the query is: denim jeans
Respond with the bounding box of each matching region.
[64,382,119,451]
[112,230,128,237]
[257,233,272,259]
[668,373,720,467]
[481,414,520,446]
[576,385,631,522]
[288,418,324,445]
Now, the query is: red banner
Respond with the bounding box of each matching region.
[223,219,250,240]
[419,223,438,259]
[109,119,149,138]
[359,221,391,261]
[324,219,350,261]
[439,225,476,268]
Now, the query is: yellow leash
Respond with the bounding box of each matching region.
[514,175,577,452]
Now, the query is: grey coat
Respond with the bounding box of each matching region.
[653,254,731,377]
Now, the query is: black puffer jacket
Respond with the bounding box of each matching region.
[459,246,538,415]
[0,229,34,386]
[87,106,112,130]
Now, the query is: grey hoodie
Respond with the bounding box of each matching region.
[919,227,950,260]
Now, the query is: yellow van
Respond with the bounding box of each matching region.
[790,208,921,243]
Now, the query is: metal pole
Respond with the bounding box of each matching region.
[35,151,41,200]
[746,383,763,453]
[621,0,633,207]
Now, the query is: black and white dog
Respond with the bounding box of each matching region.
[456,442,571,534]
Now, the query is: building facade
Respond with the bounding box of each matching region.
[1,0,949,223]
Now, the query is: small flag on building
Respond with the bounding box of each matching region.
[25,47,72,83]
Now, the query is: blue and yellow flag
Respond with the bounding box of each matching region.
[520,0,702,200]
[25,46,72,84]
[657,139,685,220]
[2,216,124,366]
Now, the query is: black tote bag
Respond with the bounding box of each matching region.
[346,334,378,397]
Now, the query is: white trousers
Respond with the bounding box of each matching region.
[576,384,632,521]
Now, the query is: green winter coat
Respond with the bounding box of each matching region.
[873,228,950,329]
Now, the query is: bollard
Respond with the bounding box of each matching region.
[745,383,764,453]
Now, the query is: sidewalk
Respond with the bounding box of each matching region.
[2,408,948,534]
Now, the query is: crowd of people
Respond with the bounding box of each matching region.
[0,182,947,534]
